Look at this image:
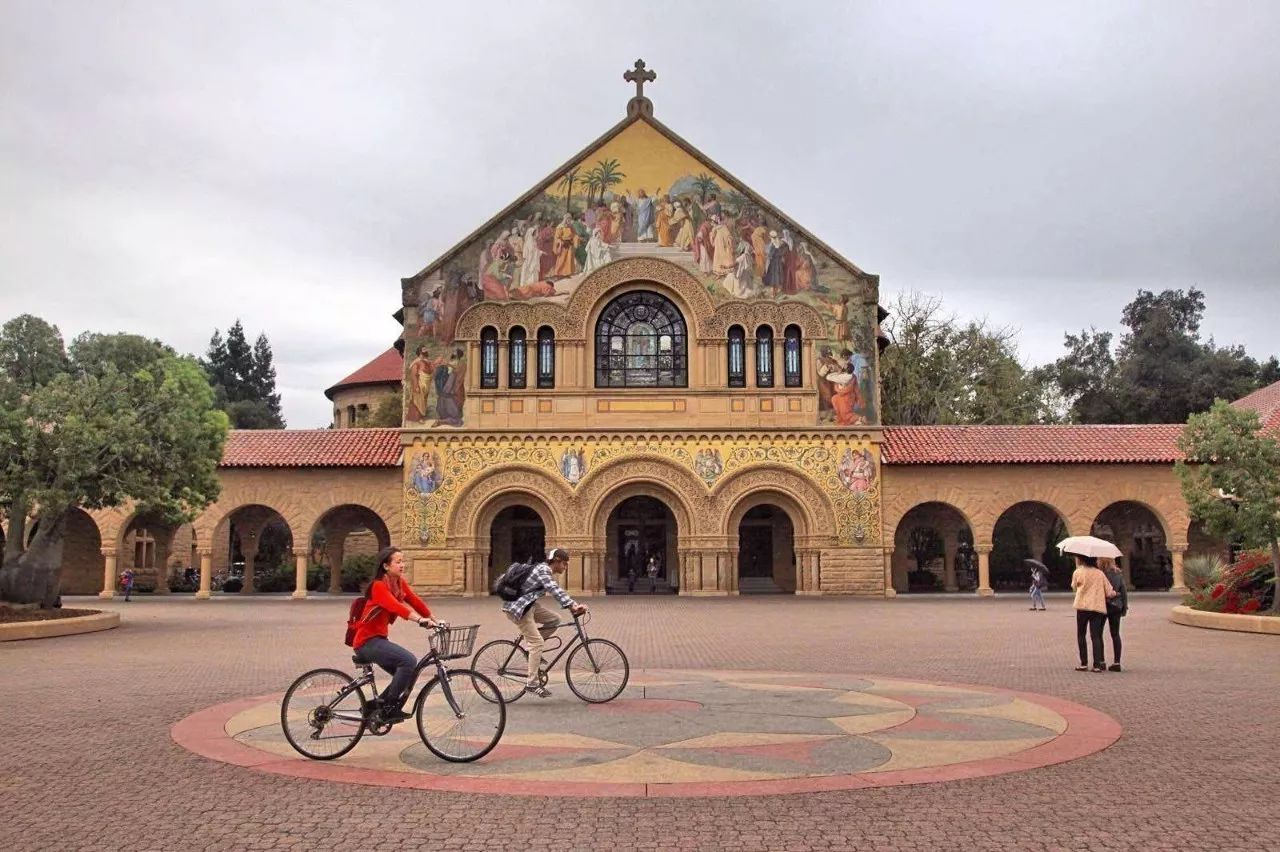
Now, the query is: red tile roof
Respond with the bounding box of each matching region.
[324,347,403,400]
[882,425,1185,465]
[1231,379,1280,432]
[220,429,401,468]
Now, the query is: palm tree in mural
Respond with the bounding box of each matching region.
[583,169,602,208]
[594,158,626,202]
[692,172,721,203]
[557,167,580,213]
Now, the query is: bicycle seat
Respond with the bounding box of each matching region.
[351,655,365,666]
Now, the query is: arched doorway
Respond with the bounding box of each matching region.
[212,505,294,594]
[990,502,1073,592]
[312,505,392,594]
[488,505,546,590]
[891,502,973,593]
[54,508,105,595]
[608,495,676,594]
[737,504,795,594]
[1092,501,1171,590]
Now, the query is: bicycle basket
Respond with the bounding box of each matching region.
[432,625,479,660]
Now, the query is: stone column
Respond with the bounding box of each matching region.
[325,538,345,594]
[1169,545,1188,594]
[241,540,259,595]
[942,531,958,592]
[883,547,897,597]
[292,553,309,599]
[99,548,117,599]
[196,550,212,600]
[976,545,994,597]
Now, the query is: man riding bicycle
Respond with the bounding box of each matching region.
[502,547,587,698]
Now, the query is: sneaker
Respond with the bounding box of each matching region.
[1091,664,1107,673]
[1108,664,1122,672]
[382,706,413,723]
[524,684,552,698]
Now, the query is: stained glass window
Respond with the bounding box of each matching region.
[594,291,687,387]
[480,326,498,389]
[508,327,527,389]
[728,325,745,387]
[537,326,555,388]
[756,325,774,388]
[784,324,802,387]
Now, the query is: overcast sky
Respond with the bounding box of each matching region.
[3,1,1277,427]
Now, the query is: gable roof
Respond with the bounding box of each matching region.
[324,347,403,400]
[403,113,872,287]
[220,429,401,468]
[1230,379,1280,432]
[882,425,1185,465]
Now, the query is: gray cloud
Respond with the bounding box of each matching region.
[3,1,1276,427]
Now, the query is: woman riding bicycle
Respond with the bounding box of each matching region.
[351,546,439,721]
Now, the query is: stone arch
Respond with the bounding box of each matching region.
[453,300,566,341]
[566,256,717,339]
[710,299,827,339]
[113,508,199,595]
[989,501,1074,592]
[889,501,976,593]
[713,464,834,540]
[194,484,307,547]
[446,464,571,542]
[885,496,979,548]
[1091,499,1175,590]
[578,455,702,539]
[1082,496,1182,549]
[59,507,105,595]
[298,487,400,549]
[308,503,394,594]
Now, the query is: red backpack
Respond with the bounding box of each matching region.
[344,596,380,647]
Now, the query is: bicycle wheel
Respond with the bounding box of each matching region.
[566,639,630,703]
[280,668,368,760]
[471,639,529,703]
[415,668,506,763]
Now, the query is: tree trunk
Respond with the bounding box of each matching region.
[0,509,66,607]
[0,499,29,601]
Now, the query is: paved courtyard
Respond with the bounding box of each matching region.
[2,593,1277,851]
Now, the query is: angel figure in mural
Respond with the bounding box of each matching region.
[584,226,613,275]
[559,448,587,485]
[410,451,444,494]
[694,448,725,485]
[837,448,875,494]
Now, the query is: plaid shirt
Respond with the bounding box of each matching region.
[501,562,577,619]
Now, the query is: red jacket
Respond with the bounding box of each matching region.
[352,578,432,650]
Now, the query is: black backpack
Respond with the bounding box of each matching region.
[492,562,539,602]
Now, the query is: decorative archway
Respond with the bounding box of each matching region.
[890,502,975,593]
[488,505,547,589]
[735,504,797,594]
[990,501,1073,592]
[1092,501,1172,590]
[59,508,105,596]
[206,504,296,594]
[310,504,393,594]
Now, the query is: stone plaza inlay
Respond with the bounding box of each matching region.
[172,669,1120,798]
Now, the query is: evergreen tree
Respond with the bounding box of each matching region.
[201,320,286,428]
[249,333,284,425]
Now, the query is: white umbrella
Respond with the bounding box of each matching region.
[1056,536,1122,559]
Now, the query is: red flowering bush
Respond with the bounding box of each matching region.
[1186,550,1276,614]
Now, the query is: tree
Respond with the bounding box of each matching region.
[0,324,228,607]
[202,320,285,428]
[557,167,580,212]
[0,314,66,391]
[583,169,602,208]
[593,158,625,201]
[248,334,283,425]
[879,292,1055,425]
[1176,400,1280,613]
[356,393,403,428]
[691,172,720,203]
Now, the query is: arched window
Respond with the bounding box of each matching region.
[480,326,498,389]
[783,324,802,387]
[727,325,746,388]
[346,405,356,427]
[755,325,774,388]
[594,291,687,387]
[537,326,555,389]
[508,327,527,389]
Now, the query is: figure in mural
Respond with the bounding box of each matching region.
[656,195,673,246]
[694,216,715,274]
[436,269,478,343]
[559,448,587,485]
[552,214,580,279]
[694,448,725,485]
[432,349,465,427]
[831,294,850,340]
[672,200,694,249]
[724,241,757,299]
[584,226,613,275]
[837,447,875,494]
[520,222,543,287]
[631,189,655,242]
[763,231,792,292]
[711,215,736,276]
[750,217,768,277]
[410,451,444,494]
[406,345,436,422]
[794,241,819,291]
[482,233,516,300]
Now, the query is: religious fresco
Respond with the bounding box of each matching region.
[403,118,877,428]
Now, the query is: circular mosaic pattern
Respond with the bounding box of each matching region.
[172,670,1120,798]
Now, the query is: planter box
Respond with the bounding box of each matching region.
[1170,605,1280,636]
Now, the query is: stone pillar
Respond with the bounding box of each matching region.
[942,531,958,592]
[325,538,345,594]
[99,548,117,599]
[291,552,309,599]
[196,550,212,600]
[976,545,994,597]
[883,547,897,597]
[1169,545,1188,594]
[241,541,259,594]
[153,536,172,594]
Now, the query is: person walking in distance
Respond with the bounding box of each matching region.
[120,568,135,602]
[1099,557,1128,671]
[1028,562,1048,611]
[1070,554,1117,672]
[502,548,587,698]
[646,554,660,593]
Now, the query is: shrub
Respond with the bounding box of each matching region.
[341,554,377,593]
[907,568,938,591]
[222,577,243,593]
[1185,549,1276,613]
[1183,554,1225,591]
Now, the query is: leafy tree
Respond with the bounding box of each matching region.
[356,393,403,428]
[691,172,721,203]
[0,314,66,391]
[880,291,1055,425]
[1049,329,1125,423]
[202,320,285,428]
[593,158,625,201]
[557,167,580,212]
[1176,400,1280,613]
[583,169,602,207]
[0,324,228,607]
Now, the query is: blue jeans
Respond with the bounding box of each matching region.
[1030,586,1045,609]
[355,637,418,708]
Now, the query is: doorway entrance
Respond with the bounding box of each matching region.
[488,505,546,590]
[737,504,795,593]
[608,495,676,594]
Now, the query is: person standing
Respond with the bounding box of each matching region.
[1029,563,1048,611]
[646,555,660,593]
[1070,554,1117,672]
[501,548,587,698]
[120,568,135,602]
[1100,557,1128,671]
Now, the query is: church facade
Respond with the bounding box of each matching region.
[19,67,1240,601]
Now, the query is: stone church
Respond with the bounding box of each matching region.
[27,64,1255,601]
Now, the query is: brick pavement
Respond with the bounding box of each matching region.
[1,592,1276,851]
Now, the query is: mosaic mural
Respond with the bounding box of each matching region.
[402,119,878,428]
[403,435,881,549]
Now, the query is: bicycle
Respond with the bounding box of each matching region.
[280,623,506,763]
[471,611,629,704]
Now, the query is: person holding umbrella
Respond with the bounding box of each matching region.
[1058,536,1120,672]
[1026,559,1049,611]
[1099,556,1128,671]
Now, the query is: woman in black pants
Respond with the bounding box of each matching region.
[1070,554,1116,672]
[1099,557,1128,672]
